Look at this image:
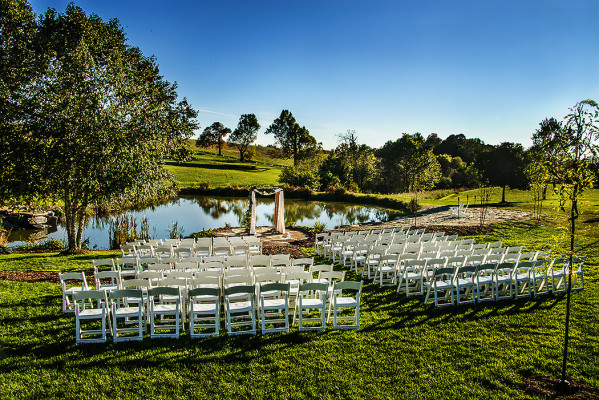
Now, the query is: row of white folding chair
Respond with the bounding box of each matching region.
[95,254,308,277]
[72,286,199,342]
[416,255,584,307]
[366,249,542,289]
[422,260,551,306]
[93,276,358,337]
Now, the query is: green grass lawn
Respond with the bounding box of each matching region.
[1,222,598,399]
[166,145,291,189]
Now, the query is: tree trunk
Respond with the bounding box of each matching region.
[542,184,548,200]
[218,139,222,156]
[501,185,506,203]
[239,148,245,162]
[64,189,77,250]
[560,200,576,391]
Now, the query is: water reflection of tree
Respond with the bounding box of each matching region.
[264,202,324,226]
[187,197,244,219]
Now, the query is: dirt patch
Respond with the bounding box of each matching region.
[0,270,59,284]
[520,374,599,399]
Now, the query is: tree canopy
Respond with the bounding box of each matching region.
[0,2,198,250]
[229,114,260,161]
[376,134,441,194]
[265,109,317,165]
[197,122,230,156]
[476,142,528,203]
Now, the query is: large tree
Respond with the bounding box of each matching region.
[265,109,317,166]
[375,133,441,194]
[197,122,230,156]
[229,113,259,161]
[2,3,198,251]
[476,142,528,203]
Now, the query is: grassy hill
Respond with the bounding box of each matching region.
[165,143,291,189]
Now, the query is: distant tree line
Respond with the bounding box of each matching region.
[197,105,599,205]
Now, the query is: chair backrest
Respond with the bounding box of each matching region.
[476,263,498,276]
[254,272,282,284]
[284,271,312,283]
[59,272,88,289]
[168,270,194,280]
[496,262,516,274]
[159,277,187,288]
[464,255,485,267]
[157,257,178,265]
[174,261,198,271]
[147,263,172,272]
[291,257,313,268]
[226,255,248,268]
[487,241,503,249]
[188,286,220,300]
[190,276,220,288]
[136,271,163,281]
[223,268,252,279]
[249,255,270,267]
[121,278,151,290]
[333,280,362,293]
[92,259,114,269]
[319,270,345,282]
[259,282,290,295]
[148,286,180,297]
[434,267,455,280]
[446,256,466,268]
[73,290,105,303]
[309,264,333,276]
[298,282,329,293]
[138,256,159,268]
[94,270,121,287]
[224,274,253,286]
[109,289,143,302]
[224,284,255,297]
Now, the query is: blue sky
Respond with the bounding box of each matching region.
[30,0,599,150]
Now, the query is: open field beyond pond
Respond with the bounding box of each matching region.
[1,219,598,399]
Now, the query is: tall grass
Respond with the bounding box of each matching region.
[108,214,151,249]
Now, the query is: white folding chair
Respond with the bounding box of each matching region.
[424,267,456,307]
[73,290,108,343]
[147,287,182,338]
[224,285,257,335]
[59,272,89,313]
[188,287,220,337]
[293,282,328,331]
[328,281,362,330]
[260,282,290,334]
[109,289,144,342]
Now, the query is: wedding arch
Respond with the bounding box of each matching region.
[248,187,285,235]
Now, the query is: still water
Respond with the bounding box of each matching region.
[9,196,401,249]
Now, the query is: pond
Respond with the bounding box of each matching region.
[8,196,402,250]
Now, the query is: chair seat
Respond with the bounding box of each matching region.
[153,304,178,313]
[229,301,253,312]
[262,299,287,309]
[300,299,324,308]
[514,273,531,281]
[455,278,474,287]
[191,303,218,313]
[478,276,494,284]
[334,297,357,307]
[78,309,105,318]
[114,306,140,317]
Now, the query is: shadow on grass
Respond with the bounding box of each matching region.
[165,161,269,172]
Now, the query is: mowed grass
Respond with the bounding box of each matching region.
[1,223,598,399]
[165,145,291,189]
